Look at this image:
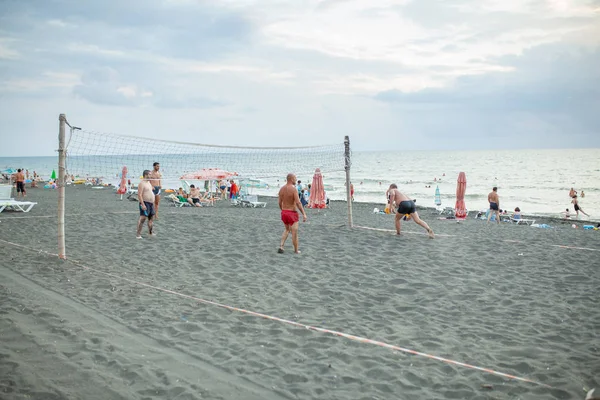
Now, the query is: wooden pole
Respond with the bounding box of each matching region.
[344,136,353,228]
[58,114,67,259]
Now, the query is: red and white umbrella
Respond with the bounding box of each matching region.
[180,168,239,180]
[308,168,327,209]
[455,171,467,219]
[117,166,128,195]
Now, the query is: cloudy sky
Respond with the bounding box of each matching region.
[1,0,599,156]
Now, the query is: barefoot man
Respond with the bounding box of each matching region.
[388,184,434,238]
[487,186,500,224]
[149,162,162,218]
[137,170,156,239]
[278,173,307,253]
[15,169,26,198]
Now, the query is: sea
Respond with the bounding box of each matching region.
[1,148,599,221]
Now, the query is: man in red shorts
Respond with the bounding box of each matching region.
[278,173,307,254]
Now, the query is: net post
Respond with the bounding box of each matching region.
[58,114,67,260]
[344,136,353,227]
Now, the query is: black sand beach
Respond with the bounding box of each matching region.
[1,185,598,399]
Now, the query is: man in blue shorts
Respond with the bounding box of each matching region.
[137,170,156,239]
[487,187,500,224]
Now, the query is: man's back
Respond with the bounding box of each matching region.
[389,188,409,205]
[488,191,499,203]
[279,184,298,210]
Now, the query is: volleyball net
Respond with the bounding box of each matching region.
[57,114,352,258]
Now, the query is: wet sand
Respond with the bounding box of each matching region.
[0,185,598,399]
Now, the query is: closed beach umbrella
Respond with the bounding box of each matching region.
[51,170,57,180]
[308,168,326,209]
[455,172,467,218]
[117,166,128,195]
[434,185,442,206]
[180,168,238,180]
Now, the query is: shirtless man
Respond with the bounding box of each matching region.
[487,186,500,224]
[15,169,26,197]
[149,162,162,218]
[187,184,202,207]
[388,184,434,238]
[137,170,156,238]
[278,173,307,254]
[571,195,589,218]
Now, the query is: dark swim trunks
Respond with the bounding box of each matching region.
[192,198,201,205]
[397,200,416,215]
[574,203,580,211]
[281,210,299,226]
[16,182,25,193]
[152,186,161,196]
[139,201,155,218]
[490,202,499,211]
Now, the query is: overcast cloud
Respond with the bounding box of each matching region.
[0,0,598,155]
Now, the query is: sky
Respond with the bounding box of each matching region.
[0,0,599,156]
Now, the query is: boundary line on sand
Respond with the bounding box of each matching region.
[353,224,456,237]
[0,238,551,389]
[503,240,599,252]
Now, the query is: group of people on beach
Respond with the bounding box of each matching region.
[3,169,44,197]
[135,162,245,238]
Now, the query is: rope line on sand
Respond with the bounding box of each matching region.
[0,239,551,389]
[353,225,456,237]
[503,240,599,252]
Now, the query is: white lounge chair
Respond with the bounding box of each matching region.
[0,199,37,213]
[511,217,535,226]
[239,194,267,208]
[167,194,191,207]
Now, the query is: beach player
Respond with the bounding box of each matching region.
[388,184,434,238]
[15,169,26,197]
[278,173,307,254]
[149,162,162,218]
[137,170,156,239]
[487,187,500,224]
[571,195,589,218]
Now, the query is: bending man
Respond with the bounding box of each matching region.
[388,184,434,238]
[278,173,307,253]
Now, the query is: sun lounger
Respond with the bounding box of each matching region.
[239,195,267,208]
[167,194,191,207]
[0,199,37,213]
[511,217,535,226]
